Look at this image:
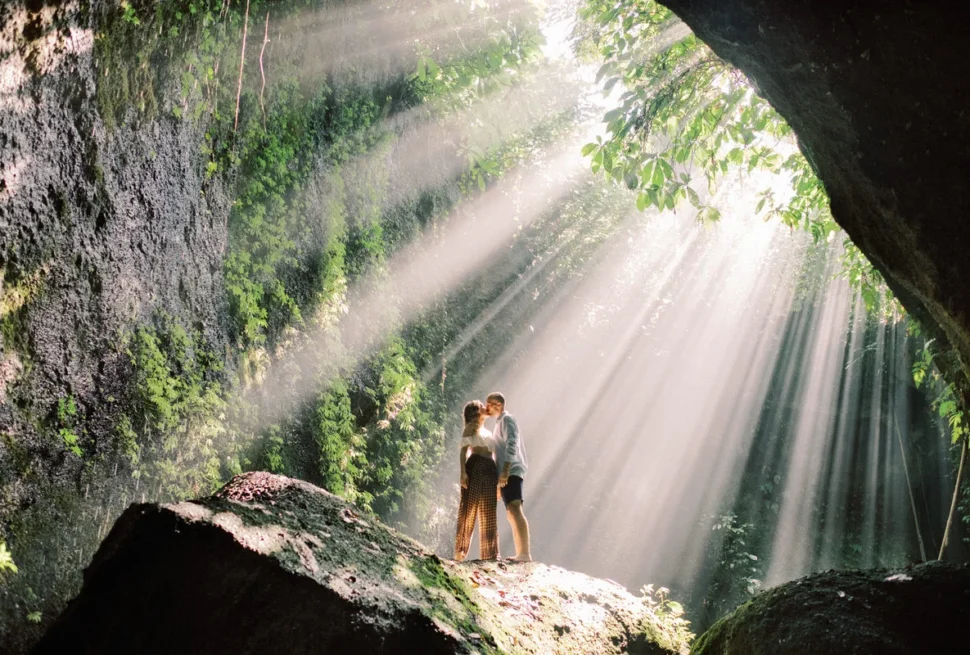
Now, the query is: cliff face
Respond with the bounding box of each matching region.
[1,6,236,642]
[0,1,230,503]
[661,0,970,381]
[34,472,684,655]
[1,1,545,646]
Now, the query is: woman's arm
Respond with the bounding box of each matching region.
[459,445,469,488]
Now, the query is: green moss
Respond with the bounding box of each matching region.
[94,2,162,129]
[409,556,501,653]
[0,540,16,576]
[1,265,44,376]
[94,1,229,130]
[1,432,30,477]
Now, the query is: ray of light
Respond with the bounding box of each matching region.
[253,133,591,424]
[438,166,951,613]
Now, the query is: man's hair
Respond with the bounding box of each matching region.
[486,392,506,407]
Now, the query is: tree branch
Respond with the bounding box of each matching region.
[939,435,967,560]
[233,0,251,133]
[259,11,270,129]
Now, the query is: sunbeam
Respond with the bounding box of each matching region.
[437,170,951,623]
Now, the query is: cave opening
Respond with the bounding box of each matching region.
[0,0,967,650]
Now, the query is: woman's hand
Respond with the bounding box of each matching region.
[460,471,469,488]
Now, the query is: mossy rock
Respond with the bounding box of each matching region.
[34,472,681,654]
[691,562,970,655]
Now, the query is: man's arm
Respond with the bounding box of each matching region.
[499,416,518,486]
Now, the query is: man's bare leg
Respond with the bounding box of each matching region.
[506,500,532,562]
[508,508,522,558]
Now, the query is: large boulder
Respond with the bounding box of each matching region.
[32,472,682,654]
[691,562,970,655]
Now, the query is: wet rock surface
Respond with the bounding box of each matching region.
[0,0,229,512]
[691,562,970,655]
[33,472,678,654]
[662,0,970,380]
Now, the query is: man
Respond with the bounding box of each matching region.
[485,392,532,562]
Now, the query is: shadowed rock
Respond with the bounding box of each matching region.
[32,472,681,654]
[691,562,970,655]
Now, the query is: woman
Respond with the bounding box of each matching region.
[454,399,499,561]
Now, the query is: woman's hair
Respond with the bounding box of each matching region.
[463,400,485,425]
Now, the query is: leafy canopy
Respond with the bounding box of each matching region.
[579,0,897,315]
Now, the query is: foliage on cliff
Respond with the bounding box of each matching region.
[577,0,894,314]
[0,0,559,647]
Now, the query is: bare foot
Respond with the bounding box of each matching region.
[505,555,533,563]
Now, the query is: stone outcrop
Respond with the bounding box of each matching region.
[32,472,682,655]
[691,562,970,655]
[0,0,230,512]
[661,0,970,380]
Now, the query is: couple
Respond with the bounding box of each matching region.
[454,392,531,562]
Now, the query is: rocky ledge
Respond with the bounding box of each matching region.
[31,472,682,655]
[692,561,970,655]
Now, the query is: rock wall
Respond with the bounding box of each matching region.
[0,0,230,513]
[661,0,970,382]
[0,1,548,648]
[0,2,238,647]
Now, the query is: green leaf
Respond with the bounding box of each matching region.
[603,107,624,124]
[598,7,620,25]
[687,187,700,207]
[595,63,613,83]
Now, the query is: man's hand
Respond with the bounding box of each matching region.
[498,473,509,488]
[460,472,469,488]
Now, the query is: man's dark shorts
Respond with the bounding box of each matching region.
[501,475,524,506]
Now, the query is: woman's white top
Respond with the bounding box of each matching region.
[460,426,494,452]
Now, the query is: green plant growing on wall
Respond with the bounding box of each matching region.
[313,379,369,507]
[707,512,762,606]
[410,9,545,112]
[56,396,83,457]
[0,540,17,576]
[126,314,227,499]
[260,424,286,474]
[357,338,444,519]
